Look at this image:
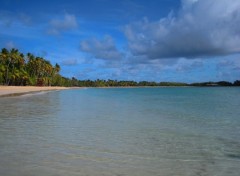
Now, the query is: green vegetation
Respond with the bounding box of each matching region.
[1,48,239,87]
[0,48,63,86]
[189,81,239,87]
[73,79,240,87]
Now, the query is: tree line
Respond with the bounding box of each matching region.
[1,48,239,87]
[66,79,240,87]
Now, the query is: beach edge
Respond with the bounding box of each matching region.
[0,86,78,97]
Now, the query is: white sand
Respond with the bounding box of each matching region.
[0,86,70,97]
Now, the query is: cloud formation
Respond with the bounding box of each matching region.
[48,13,78,35]
[124,0,240,59]
[0,11,32,27]
[5,41,15,49]
[62,58,78,66]
[80,35,123,60]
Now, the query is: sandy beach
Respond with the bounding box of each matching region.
[0,86,71,97]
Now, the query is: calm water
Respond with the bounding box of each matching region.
[0,87,240,176]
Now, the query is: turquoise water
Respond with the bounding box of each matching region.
[0,87,240,176]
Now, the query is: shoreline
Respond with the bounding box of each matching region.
[0,86,75,97]
[1,85,236,97]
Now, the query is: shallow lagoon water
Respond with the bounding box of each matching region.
[0,87,240,176]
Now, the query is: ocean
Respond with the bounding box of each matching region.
[0,87,240,176]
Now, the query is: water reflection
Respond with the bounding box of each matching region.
[0,91,60,119]
[0,88,240,176]
[0,91,62,176]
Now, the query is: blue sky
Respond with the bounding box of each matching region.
[0,0,240,82]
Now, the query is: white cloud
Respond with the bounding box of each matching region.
[62,58,78,66]
[175,58,203,72]
[0,11,32,27]
[124,0,240,59]
[5,41,15,49]
[80,35,123,60]
[48,13,78,35]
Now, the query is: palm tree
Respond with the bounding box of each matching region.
[0,48,11,85]
[1,48,68,86]
[7,49,26,85]
[55,63,60,73]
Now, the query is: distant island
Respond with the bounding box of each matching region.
[0,48,239,87]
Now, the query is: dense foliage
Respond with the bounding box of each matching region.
[0,48,63,86]
[1,48,239,87]
[69,79,240,87]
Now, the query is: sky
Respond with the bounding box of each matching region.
[0,0,240,83]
